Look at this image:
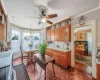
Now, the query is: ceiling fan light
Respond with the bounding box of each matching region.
[41,18,46,22]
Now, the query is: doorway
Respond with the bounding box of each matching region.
[74,26,92,74]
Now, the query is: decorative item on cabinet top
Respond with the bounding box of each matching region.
[97,47,100,57]
[61,21,66,26]
[96,47,100,64]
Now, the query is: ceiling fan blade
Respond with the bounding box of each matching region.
[46,20,53,24]
[47,14,57,19]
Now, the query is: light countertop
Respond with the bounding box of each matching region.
[47,47,71,52]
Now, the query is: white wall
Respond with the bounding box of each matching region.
[96,19,100,47]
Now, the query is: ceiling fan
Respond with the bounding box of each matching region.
[26,10,57,25]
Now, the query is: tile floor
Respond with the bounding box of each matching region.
[13,58,95,80]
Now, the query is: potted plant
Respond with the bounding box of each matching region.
[38,41,47,59]
[28,43,32,49]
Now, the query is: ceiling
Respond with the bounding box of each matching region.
[2,0,99,29]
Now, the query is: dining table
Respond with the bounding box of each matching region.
[26,49,39,65]
[34,53,56,80]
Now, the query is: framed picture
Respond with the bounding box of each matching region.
[75,32,87,41]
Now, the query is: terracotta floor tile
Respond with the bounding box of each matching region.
[13,58,95,80]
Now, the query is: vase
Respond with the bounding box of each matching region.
[40,53,45,59]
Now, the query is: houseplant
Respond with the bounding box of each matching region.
[38,41,47,59]
[28,43,32,49]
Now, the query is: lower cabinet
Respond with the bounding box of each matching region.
[97,64,100,80]
[56,53,67,68]
[46,49,71,68]
[46,50,52,56]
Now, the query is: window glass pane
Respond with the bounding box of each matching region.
[22,32,31,51]
[11,30,20,53]
[32,33,40,49]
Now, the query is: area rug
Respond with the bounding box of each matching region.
[75,55,92,66]
[13,64,30,80]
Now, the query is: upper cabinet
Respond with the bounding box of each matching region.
[55,27,61,41]
[0,3,7,42]
[66,25,71,42]
[46,24,71,42]
[46,18,71,42]
[47,29,51,41]
[60,26,66,41]
[51,28,55,41]
[0,24,4,42]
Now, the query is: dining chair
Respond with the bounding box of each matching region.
[20,46,29,64]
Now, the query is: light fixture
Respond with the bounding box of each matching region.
[41,18,46,22]
[79,16,87,25]
[27,24,34,38]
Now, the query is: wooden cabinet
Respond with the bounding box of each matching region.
[66,25,71,42]
[97,64,100,80]
[56,51,71,68]
[56,53,67,68]
[46,48,71,68]
[47,30,51,41]
[0,24,4,42]
[51,28,55,41]
[59,25,71,42]
[46,50,52,57]
[61,25,71,42]
[55,28,61,41]
[46,25,71,42]
[0,3,7,42]
[60,26,66,41]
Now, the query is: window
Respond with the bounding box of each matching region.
[11,30,20,53]
[22,32,31,51]
[32,33,40,49]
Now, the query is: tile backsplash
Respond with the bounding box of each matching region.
[48,41,71,50]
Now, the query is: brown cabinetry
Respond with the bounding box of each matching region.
[60,26,66,41]
[0,24,4,42]
[46,48,71,68]
[47,30,51,41]
[60,25,71,42]
[56,53,67,68]
[66,25,71,42]
[55,28,61,41]
[46,25,71,42]
[51,28,55,41]
[97,64,100,80]
[0,3,7,41]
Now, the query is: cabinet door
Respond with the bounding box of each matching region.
[66,25,71,42]
[0,24,4,42]
[60,26,66,41]
[55,28,61,41]
[56,53,67,68]
[46,50,52,57]
[51,28,55,41]
[47,30,51,41]
[66,51,71,67]
[51,52,58,61]
[97,64,100,80]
